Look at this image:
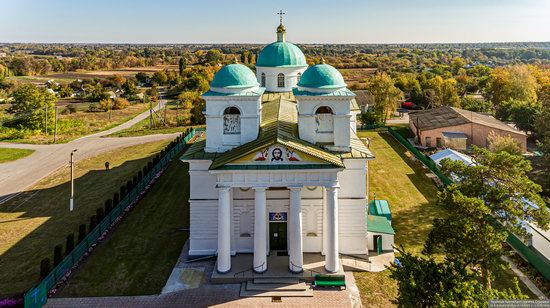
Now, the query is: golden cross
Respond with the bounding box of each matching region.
[277,10,285,25]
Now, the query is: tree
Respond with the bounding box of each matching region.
[178,57,187,75]
[495,99,540,133]
[365,73,404,123]
[487,131,522,155]
[112,97,129,110]
[427,147,550,287]
[451,57,466,75]
[9,84,57,131]
[145,85,159,103]
[460,96,492,113]
[486,65,538,106]
[535,83,550,194]
[152,71,168,85]
[202,49,223,65]
[135,72,149,84]
[390,247,525,307]
[425,76,460,108]
[122,79,139,100]
[177,91,194,125]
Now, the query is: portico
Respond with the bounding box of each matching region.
[214,167,342,274]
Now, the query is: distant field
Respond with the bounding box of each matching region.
[339,68,378,83]
[8,65,179,84]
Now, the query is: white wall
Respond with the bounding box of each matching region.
[366,232,394,252]
[256,66,307,92]
[203,95,262,153]
[529,223,550,262]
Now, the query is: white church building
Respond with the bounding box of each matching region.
[181,20,376,275]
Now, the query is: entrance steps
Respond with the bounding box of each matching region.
[239,278,313,297]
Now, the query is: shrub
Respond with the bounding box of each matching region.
[120,185,127,198]
[105,199,113,214]
[89,215,97,231]
[99,98,112,112]
[53,245,63,266]
[65,234,75,255]
[96,208,105,222]
[78,224,87,243]
[40,258,51,279]
[112,97,130,110]
[113,192,120,205]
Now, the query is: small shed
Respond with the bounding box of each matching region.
[430,148,474,167]
[366,215,395,253]
[369,199,392,221]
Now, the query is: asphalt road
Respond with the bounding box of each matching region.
[0,101,178,204]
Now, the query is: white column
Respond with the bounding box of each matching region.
[325,184,340,273]
[289,186,303,273]
[253,187,267,273]
[217,187,231,273]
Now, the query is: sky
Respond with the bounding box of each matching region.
[1,0,549,44]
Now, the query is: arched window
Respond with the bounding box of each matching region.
[315,106,334,133]
[261,73,266,87]
[223,107,240,134]
[297,72,302,83]
[240,211,252,237]
[277,73,285,88]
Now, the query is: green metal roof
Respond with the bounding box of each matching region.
[256,42,307,67]
[210,64,259,89]
[369,199,392,221]
[297,64,347,89]
[367,215,395,235]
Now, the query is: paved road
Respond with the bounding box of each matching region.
[0,101,178,204]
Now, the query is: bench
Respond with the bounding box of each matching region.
[313,274,346,289]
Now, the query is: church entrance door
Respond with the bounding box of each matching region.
[269,222,287,251]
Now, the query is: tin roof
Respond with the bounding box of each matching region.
[367,215,395,235]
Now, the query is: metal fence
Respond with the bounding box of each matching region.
[385,126,550,282]
[23,127,203,308]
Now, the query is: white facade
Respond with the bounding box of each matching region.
[256,66,307,93]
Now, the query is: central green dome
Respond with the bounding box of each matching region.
[297,64,347,89]
[256,42,307,67]
[210,64,259,89]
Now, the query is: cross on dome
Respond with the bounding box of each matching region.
[277,10,285,25]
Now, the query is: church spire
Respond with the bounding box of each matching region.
[276,10,286,42]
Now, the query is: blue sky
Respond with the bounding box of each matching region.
[1,0,549,43]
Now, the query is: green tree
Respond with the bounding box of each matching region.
[390,247,526,307]
[487,131,522,155]
[425,76,460,108]
[535,84,550,194]
[9,84,56,131]
[365,73,404,123]
[487,65,538,106]
[178,57,187,76]
[460,96,492,113]
[152,70,168,85]
[177,91,194,125]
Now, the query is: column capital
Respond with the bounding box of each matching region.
[324,181,340,190]
[253,186,268,192]
[287,185,303,191]
[217,185,231,192]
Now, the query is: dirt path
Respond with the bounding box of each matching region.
[0,101,178,204]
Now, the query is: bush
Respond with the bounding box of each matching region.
[96,208,105,222]
[112,97,130,110]
[53,245,63,266]
[78,224,87,243]
[89,215,97,231]
[105,199,113,214]
[65,234,75,255]
[40,258,51,279]
[113,192,120,206]
[99,98,112,112]
[120,185,127,198]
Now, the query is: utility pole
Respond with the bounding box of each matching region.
[149,96,153,129]
[69,149,78,211]
[54,106,58,143]
[164,101,167,126]
[45,105,48,135]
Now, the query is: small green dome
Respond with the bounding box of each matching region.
[297,64,347,89]
[257,42,307,67]
[211,64,259,89]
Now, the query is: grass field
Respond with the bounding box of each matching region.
[0,140,170,297]
[58,152,189,297]
[0,103,150,144]
[353,131,536,307]
[0,148,34,163]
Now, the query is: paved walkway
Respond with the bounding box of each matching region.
[0,101,178,204]
[501,256,547,299]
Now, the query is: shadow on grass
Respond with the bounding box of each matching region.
[0,143,181,298]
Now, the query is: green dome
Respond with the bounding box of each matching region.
[211,64,259,89]
[257,42,307,67]
[297,64,347,89]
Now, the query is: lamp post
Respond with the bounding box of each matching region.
[70,149,78,211]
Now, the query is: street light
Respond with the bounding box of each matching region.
[70,149,78,211]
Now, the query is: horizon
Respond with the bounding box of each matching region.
[1,0,550,44]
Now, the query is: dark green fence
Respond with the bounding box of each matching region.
[386,126,550,282]
[24,127,203,308]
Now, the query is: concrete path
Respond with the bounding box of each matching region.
[0,101,179,204]
[501,256,547,299]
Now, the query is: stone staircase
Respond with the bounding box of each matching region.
[239,278,313,297]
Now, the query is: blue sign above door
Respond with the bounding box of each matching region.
[269,212,287,222]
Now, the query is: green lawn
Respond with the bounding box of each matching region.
[354,131,536,307]
[0,140,170,297]
[58,151,190,296]
[0,148,34,163]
